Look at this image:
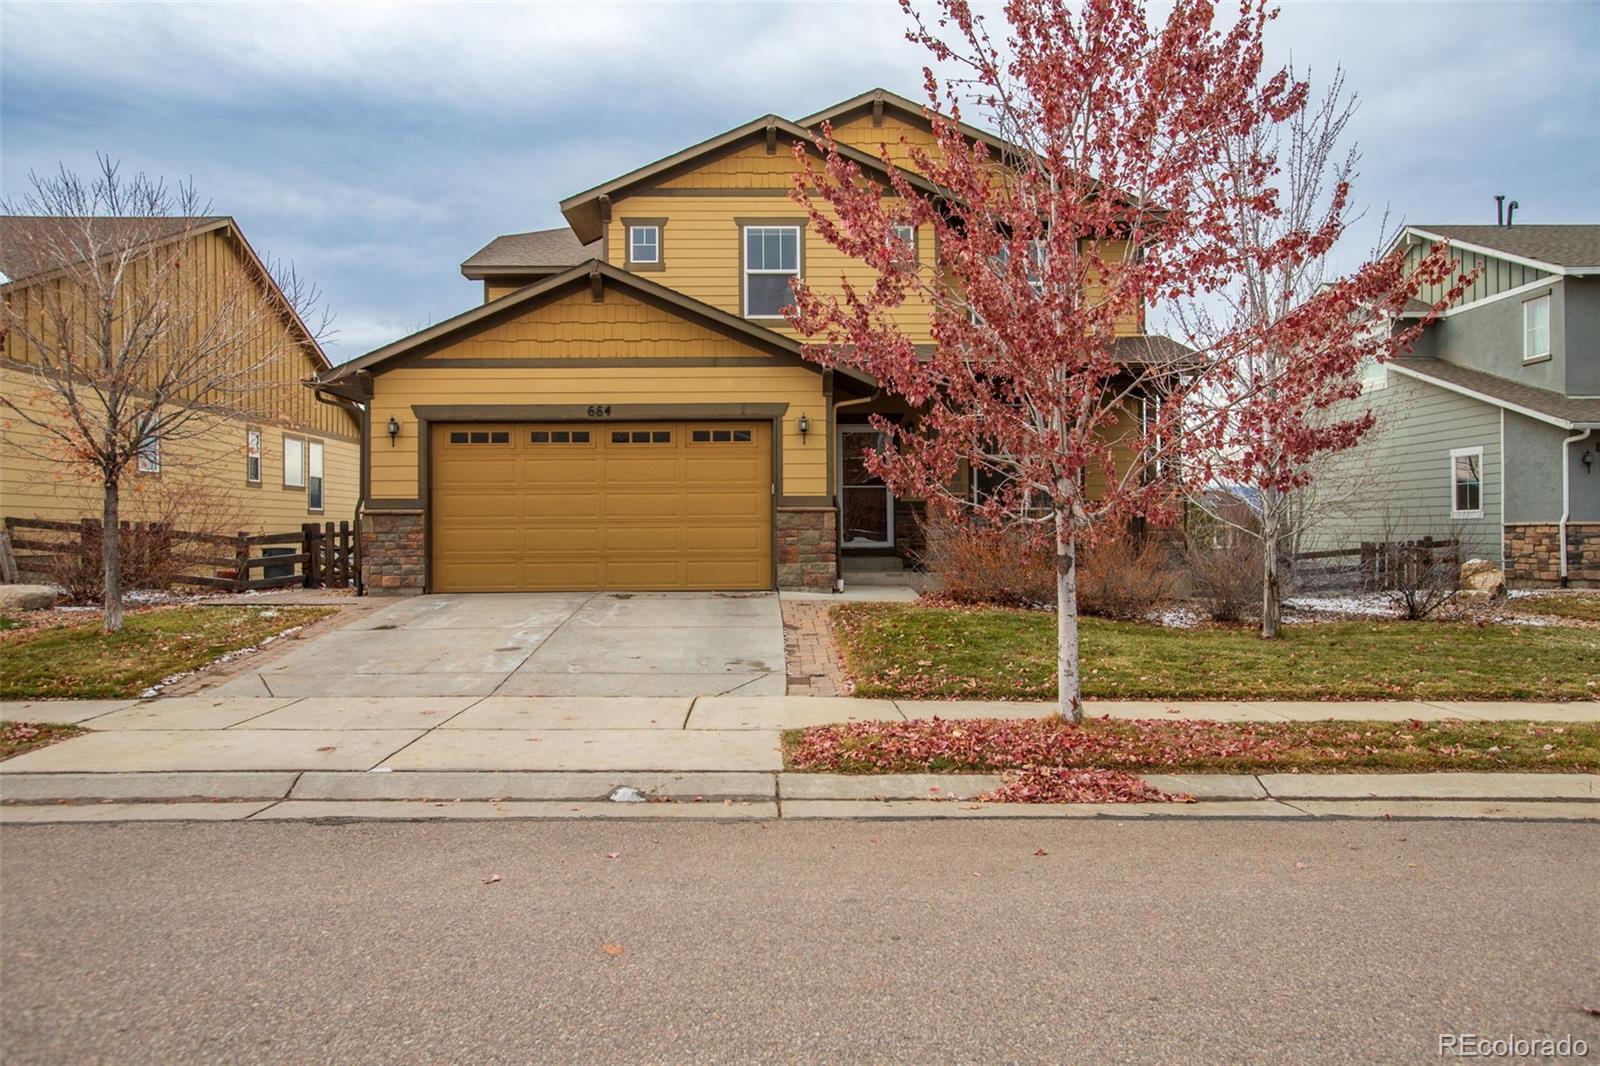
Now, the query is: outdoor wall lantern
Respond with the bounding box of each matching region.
[798,413,811,443]
[386,416,400,446]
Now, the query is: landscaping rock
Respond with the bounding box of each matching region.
[1459,559,1506,598]
[0,584,57,611]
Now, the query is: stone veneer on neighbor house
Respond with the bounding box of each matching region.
[1503,522,1600,586]
[776,506,838,592]
[361,511,426,595]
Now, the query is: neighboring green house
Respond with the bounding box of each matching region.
[1307,224,1600,586]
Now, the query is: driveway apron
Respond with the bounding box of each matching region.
[209,591,786,699]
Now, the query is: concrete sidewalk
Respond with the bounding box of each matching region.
[2,696,1596,822]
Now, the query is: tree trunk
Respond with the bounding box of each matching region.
[1260,495,1281,639]
[102,476,123,634]
[1055,517,1083,723]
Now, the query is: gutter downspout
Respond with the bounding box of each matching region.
[1559,427,1595,586]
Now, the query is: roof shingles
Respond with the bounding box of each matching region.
[1411,225,1600,271]
[1387,358,1600,427]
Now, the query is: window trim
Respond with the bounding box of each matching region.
[245,427,262,486]
[622,217,667,273]
[306,439,325,513]
[1522,292,1551,362]
[135,412,161,475]
[737,219,805,319]
[282,434,306,491]
[1449,445,1484,519]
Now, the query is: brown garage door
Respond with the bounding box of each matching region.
[430,422,772,592]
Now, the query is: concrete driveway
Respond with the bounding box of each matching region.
[210,592,785,699]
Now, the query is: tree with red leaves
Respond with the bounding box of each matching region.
[1179,69,1473,638]
[788,0,1346,720]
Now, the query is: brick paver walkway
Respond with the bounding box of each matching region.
[781,601,852,696]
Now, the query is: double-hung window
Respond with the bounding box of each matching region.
[1450,447,1482,518]
[307,440,324,512]
[283,436,305,489]
[246,428,262,484]
[1523,294,1550,361]
[136,413,161,474]
[889,223,916,263]
[627,224,660,266]
[743,224,800,318]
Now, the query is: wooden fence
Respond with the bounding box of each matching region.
[1,516,360,593]
[1292,537,1460,591]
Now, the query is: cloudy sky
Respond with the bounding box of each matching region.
[4,1,1597,362]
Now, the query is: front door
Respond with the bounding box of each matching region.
[839,427,893,547]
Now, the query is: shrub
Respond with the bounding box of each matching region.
[1076,531,1182,620]
[917,513,1055,609]
[1185,539,1263,622]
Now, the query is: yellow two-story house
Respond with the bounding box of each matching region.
[314,89,1153,594]
[1,216,360,539]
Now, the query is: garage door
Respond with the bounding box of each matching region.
[430,422,772,592]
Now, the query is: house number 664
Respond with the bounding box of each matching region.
[586,405,612,418]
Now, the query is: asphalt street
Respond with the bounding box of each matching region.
[2,819,1596,1064]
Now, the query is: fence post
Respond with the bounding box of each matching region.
[232,532,250,592]
[301,523,317,588]
[337,521,350,588]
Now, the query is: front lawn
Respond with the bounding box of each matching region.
[0,606,336,700]
[0,721,85,760]
[831,603,1600,701]
[1515,594,1600,623]
[784,717,1600,776]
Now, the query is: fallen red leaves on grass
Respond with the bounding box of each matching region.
[983,768,1183,804]
[786,715,1600,789]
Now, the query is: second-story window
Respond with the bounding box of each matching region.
[628,224,659,265]
[743,224,800,318]
[889,224,916,263]
[1523,293,1550,361]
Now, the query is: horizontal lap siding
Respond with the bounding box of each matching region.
[1303,373,1503,562]
[0,367,358,531]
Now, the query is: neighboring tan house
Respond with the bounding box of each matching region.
[314,88,1169,595]
[1306,223,1600,585]
[0,216,360,537]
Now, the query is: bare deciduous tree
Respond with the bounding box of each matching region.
[0,157,329,631]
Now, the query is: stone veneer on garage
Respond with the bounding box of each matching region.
[776,506,838,592]
[1503,522,1600,586]
[361,510,426,595]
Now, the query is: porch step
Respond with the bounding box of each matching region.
[840,555,906,573]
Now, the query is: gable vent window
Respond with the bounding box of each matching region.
[1523,294,1550,361]
[743,224,800,318]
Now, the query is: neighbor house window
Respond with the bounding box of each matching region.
[889,224,916,262]
[307,440,324,512]
[1451,447,1482,517]
[246,428,262,484]
[628,224,660,265]
[743,224,800,317]
[283,436,305,488]
[136,413,160,474]
[1356,355,1388,391]
[1523,294,1550,360]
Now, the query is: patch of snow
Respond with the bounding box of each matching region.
[1283,592,1401,619]
[1146,605,1203,629]
[137,624,307,697]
